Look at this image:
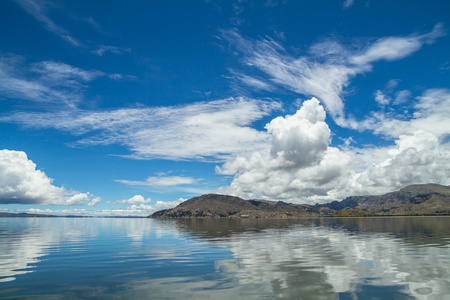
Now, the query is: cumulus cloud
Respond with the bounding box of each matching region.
[221,25,445,127]
[364,88,450,139]
[217,98,353,202]
[116,176,197,188]
[2,97,281,161]
[217,97,450,204]
[266,98,331,167]
[0,149,99,205]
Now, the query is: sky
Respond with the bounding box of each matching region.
[0,0,449,216]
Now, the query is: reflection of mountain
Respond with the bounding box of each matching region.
[167,216,450,247]
[168,218,312,239]
[168,217,450,299]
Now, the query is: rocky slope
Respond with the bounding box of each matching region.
[318,184,450,215]
[150,184,450,218]
[150,194,317,218]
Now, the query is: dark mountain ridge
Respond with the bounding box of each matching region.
[317,183,450,215]
[150,184,450,218]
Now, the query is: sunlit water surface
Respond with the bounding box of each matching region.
[0,217,449,299]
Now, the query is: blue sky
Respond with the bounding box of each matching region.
[1,0,449,216]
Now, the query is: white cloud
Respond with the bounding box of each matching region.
[230,70,274,91]
[221,25,445,127]
[343,0,355,9]
[0,149,99,205]
[374,90,391,106]
[393,89,412,105]
[116,176,197,188]
[217,97,450,204]
[365,88,450,139]
[2,97,281,161]
[0,55,109,107]
[87,197,102,206]
[115,195,151,204]
[350,24,445,66]
[93,45,132,56]
[348,131,450,196]
[11,197,187,217]
[266,98,330,167]
[31,61,104,83]
[217,222,450,298]
[217,98,353,202]
[14,0,81,46]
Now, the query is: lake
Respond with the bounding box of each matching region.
[0,217,449,299]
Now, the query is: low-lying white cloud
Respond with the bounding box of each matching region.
[0,149,100,206]
[7,197,186,217]
[115,195,152,204]
[2,97,281,161]
[116,176,197,188]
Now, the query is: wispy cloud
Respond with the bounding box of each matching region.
[1,97,281,161]
[14,0,81,46]
[343,0,355,9]
[93,45,132,56]
[221,24,445,127]
[14,0,133,58]
[350,24,445,66]
[229,69,274,91]
[0,54,123,107]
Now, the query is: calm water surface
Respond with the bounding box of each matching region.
[0,217,449,299]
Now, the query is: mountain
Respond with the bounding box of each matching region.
[0,212,57,218]
[149,184,450,218]
[318,184,450,215]
[150,194,317,218]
